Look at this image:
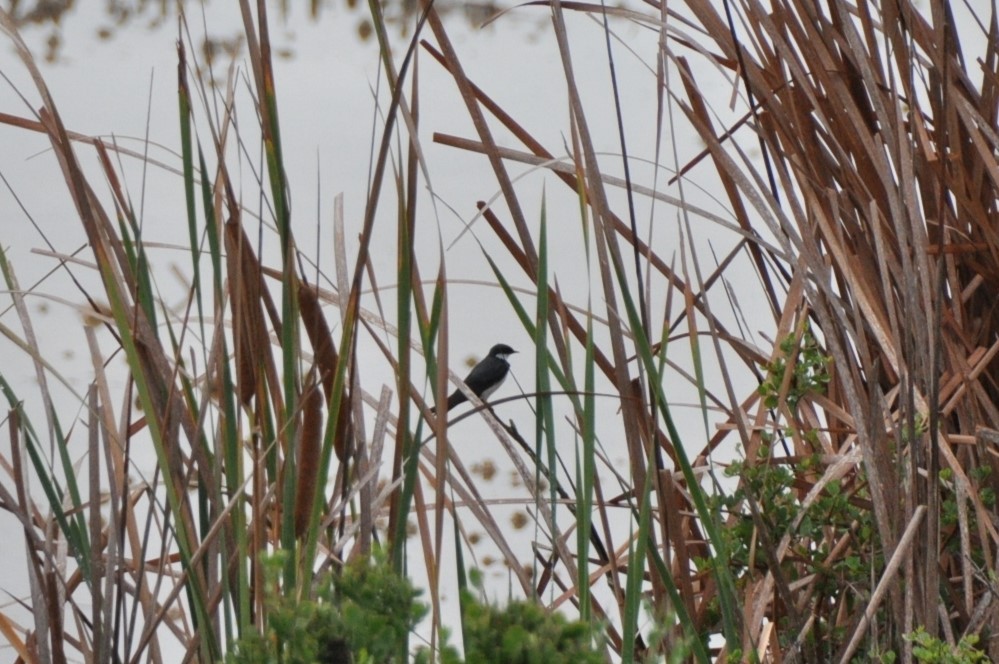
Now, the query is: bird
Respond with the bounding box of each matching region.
[434,343,517,412]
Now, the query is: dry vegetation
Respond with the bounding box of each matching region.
[0,0,998,662]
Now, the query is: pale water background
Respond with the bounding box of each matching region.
[1,0,989,659]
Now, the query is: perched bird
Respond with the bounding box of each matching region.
[435,343,517,412]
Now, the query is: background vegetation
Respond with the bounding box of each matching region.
[0,0,998,662]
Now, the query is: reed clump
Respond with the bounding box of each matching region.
[0,1,997,662]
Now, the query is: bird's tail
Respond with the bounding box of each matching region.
[431,390,467,414]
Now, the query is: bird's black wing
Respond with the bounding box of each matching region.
[461,356,505,394]
[443,356,508,409]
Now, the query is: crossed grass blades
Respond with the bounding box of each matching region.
[1,0,998,662]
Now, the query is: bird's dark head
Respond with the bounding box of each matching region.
[488,343,517,361]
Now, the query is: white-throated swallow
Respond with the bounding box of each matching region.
[434,343,516,412]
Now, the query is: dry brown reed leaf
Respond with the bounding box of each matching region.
[659,0,999,654]
[223,218,270,407]
[294,371,324,539]
[298,282,353,462]
[839,505,928,663]
[0,609,32,662]
[298,284,337,401]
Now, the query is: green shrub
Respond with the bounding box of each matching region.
[226,550,426,664]
[906,627,989,664]
[460,569,603,664]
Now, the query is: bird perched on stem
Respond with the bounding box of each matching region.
[434,343,516,412]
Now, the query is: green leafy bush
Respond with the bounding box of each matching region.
[227,550,426,664]
[906,627,989,664]
[226,554,604,664]
[461,591,603,664]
